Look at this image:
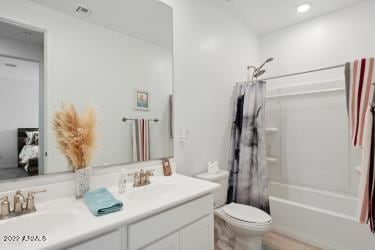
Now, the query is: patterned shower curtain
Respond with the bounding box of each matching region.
[227,81,270,214]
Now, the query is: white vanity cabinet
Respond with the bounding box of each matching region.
[179,215,214,250]
[67,229,124,250]
[141,232,179,250]
[67,195,214,250]
[140,215,214,250]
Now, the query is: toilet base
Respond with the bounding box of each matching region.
[234,235,262,250]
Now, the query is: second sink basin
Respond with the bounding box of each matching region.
[125,183,185,202]
[0,211,77,235]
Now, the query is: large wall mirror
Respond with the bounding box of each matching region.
[0,0,173,181]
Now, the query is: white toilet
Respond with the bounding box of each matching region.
[196,170,272,250]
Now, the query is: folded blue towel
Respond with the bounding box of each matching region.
[83,188,123,216]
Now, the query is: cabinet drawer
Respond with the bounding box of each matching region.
[128,195,213,250]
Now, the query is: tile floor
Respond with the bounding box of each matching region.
[262,232,321,250]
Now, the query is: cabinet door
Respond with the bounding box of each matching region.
[141,232,179,250]
[67,229,123,250]
[179,215,214,250]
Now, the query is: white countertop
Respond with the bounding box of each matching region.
[0,174,219,250]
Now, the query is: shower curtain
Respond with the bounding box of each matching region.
[227,81,270,214]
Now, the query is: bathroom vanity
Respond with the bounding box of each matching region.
[0,171,219,250]
[70,196,212,250]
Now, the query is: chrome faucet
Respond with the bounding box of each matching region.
[0,189,47,220]
[129,169,155,187]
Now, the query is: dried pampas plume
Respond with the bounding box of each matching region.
[53,104,97,170]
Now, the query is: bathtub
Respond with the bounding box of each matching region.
[268,181,375,250]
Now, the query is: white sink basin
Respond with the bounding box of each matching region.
[0,211,77,235]
[125,183,185,202]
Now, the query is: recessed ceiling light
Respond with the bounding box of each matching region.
[297,3,311,13]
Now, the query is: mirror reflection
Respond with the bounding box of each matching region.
[0,0,173,181]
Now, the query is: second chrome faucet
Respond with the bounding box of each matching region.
[128,169,155,187]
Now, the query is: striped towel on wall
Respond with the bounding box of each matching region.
[345,58,375,147]
[132,119,150,162]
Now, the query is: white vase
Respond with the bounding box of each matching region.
[75,167,91,199]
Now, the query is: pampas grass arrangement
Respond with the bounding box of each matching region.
[53,104,97,171]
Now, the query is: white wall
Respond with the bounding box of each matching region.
[163,0,260,176]
[0,0,173,174]
[0,78,38,169]
[261,0,375,88]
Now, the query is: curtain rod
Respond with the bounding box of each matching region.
[239,64,346,84]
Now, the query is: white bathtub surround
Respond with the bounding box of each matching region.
[0,167,219,250]
[269,182,375,250]
[260,1,375,246]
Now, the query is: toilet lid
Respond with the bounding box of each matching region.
[222,203,271,224]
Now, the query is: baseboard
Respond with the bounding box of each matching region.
[271,226,337,250]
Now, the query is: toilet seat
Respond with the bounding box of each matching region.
[215,203,272,232]
[223,203,271,225]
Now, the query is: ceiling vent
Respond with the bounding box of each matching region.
[76,6,92,16]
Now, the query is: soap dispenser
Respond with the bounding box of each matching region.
[118,168,127,194]
[0,196,10,217]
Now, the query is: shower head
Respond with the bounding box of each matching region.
[254,69,266,78]
[247,57,274,81]
[258,57,274,71]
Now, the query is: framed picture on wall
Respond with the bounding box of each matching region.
[135,89,150,111]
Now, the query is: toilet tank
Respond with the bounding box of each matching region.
[196,170,229,208]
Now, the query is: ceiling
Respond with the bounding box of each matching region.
[213,0,365,34]
[28,0,173,50]
[0,56,39,83]
[0,21,43,45]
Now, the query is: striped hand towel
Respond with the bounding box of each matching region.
[132,119,150,162]
[357,105,373,224]
[345,58,375,147]
[357,90,375,233]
